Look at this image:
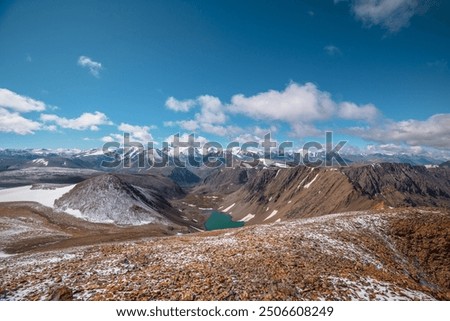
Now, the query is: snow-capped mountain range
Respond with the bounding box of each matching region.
[0,147,447,172]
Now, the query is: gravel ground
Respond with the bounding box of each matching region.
[0,208,448,301]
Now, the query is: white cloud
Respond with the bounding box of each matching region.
[233,126,278,144]
[201,123,244,137]
[253,125,277,137]
[196,95,227,124]
[176,95,229,136]
[366,143,424,155]
[165,95,229,136]
[165,133,209,147]
[118,123,154,142]
[177,120,200,131]
[166,82,381,138]
[196,123,227,136]
[164,120,199,131]
[40,111,112,131]
[347,114,450,149]
[165,97,196,112]
[43,124,58,132]
[233,133,265,145]
[0,107,41,135]
[228,82,336,123]
[324,45,342,56]
[101,123,156,144]
[101,135,116,143]
[343,142,450,158]
[348,0,429,32]
[0,88,47,112]
[290,123,322,138]
[338,102,380,122]
[163,121,175,127]
[77,56,103,78]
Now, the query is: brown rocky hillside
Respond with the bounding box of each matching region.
[0,208,448,301]
[217,164,450,224]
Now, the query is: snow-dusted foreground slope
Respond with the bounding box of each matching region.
[0,209,448,301]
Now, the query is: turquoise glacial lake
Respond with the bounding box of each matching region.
[204,211,245,231]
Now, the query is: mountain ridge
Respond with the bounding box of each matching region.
[54,174,185,225]
[216,163,450,224]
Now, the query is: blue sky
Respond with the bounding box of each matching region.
[0,0,449,155]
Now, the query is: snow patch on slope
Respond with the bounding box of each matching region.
[0,251,13,258]
[304,174,319,189]
[32,158,48,166]
[239,214,255,222]
[264,210,278,221]
[223,203,235,212]
[0,184,76,208]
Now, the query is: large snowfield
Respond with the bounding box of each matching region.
[0,185,76,209]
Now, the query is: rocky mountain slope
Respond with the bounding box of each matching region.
[145,167,201,188]
[0,202,186,255]
[217,164,450,224]
[194,167,257,194]
[440,160,450,168]
[342,163,449,206]
[54,174,185,225]
[0,167,101,188]
[1,208,448,300]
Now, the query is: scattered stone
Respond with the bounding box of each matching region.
[1,209,448,301]
[48,286,73,301]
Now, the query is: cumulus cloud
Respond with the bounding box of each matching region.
[366,143,424,155]
[196,95,227,124]
[253,125,277,137]
[346,114,450,149]
[164,95,229,136]
[100,135,116,143]
[228,82,336,123]
[290,122,322,138]
[0,107,41,135]
[324,45,342,56]
[202,124,245,137]
[40,111,112,131]
[345,0,430,33]
[101,123,156,144]
[227,83,381,136]
[118,123,154,142]
[232,126,279,145]
[164,120,200,131]
[341,142,433,156]
[165,133,209,147]
[0,88,47,112]
[77,56,103,78]
[165,120,244,138]
[166,82,381,138]
[338,102,380,122]
[177,120,200,131]
[165,97,196,112]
